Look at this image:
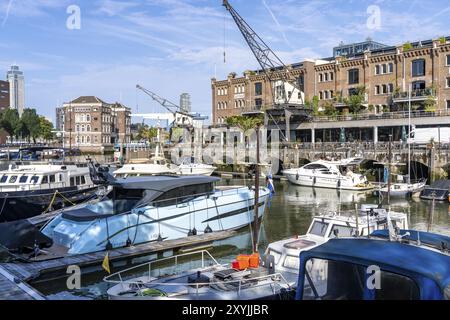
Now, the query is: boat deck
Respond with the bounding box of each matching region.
[0,266,46,300]
[0,230,237,286]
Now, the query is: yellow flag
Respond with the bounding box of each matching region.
[102,252,111,274]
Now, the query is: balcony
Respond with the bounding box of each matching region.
[392,88,436,103]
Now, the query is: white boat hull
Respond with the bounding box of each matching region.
[283,171,373,191]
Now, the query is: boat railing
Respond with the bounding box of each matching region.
[104,250,220,283]
[0,181,97,193]
[104,251,292,298]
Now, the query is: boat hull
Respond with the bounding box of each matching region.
[0,186,98,223]
[283,172,373,191]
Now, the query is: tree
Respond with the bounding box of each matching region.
[0,109,19,138]
[136,125,158,142]
[225,115,263,135]
[345,86,366,115]
[39,116,54,141]
[20,108,41,143]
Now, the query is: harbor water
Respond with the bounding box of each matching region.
[17,178,450,299]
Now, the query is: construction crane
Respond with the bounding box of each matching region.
[223,0,305,107]
[136,84,183,115]
[223,0,311,141]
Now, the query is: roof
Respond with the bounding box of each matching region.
[113,164,176,175]
[300,238,450,290]
[371,229,450,250]
[111,175,220,191]
[69,96,106,104]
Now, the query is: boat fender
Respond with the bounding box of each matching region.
[125,238,132,247]
[337,180,341,188]
[296,173,299,181]
[204,225,213,233]
[313,176,316,184]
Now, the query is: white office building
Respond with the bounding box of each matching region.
[7,65,25,116]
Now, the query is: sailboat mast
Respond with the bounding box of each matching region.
[253,125,260,253]
[408,84,411,184]
[387,134,392,206]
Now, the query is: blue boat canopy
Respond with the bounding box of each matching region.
[297,238,450,300]
[371,229,450,250]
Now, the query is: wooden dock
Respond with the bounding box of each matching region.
[0,230,237,285]
[0,266,46,300]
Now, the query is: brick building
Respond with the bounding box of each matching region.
[211,37,450,124]
[59,96,131,153]
[0,80,10,144]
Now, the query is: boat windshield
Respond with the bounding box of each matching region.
[308,221,329,237]
[302,258,421,300]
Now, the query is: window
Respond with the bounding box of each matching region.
[329,72,334,81]
[255,82,262,96]
[19,175,28,183]
[388,63,394,73]
[9,175,17,183]
[76,176,80,185]
[0,175,7,183]
[348,88,358,96]
[267,249,281,264]
[412,80,425,90]
[447,100,450,109]
[70,177,75,186]
[375,271,420,300]
[324,91,329,99]
[375,85,380,95]
[30,176,39,184]
[388,84,394,93]
[309,221,329,237]
[348,69,359,85]
[324,73,328,81]
[255,98,263,108]
[329,225,356,238]
[447,55,450,66]
[319,91,323,100]
[283,255,300,270]
[382,84,387,94]
[319,73,323,82]
[81,176,86,184]
[42,176,48,184]
[375,65,380,75]
[50,175,55,183]
[447,78,450,88]
[382,64,387,74]
[412,59,425,77]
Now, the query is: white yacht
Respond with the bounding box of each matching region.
[103,205,408,300]
[113,163,177,178]
[283,159,373,191]
[27,175,271,257]
[177,157,216,176]
[377,179,427,198]
[0,163,97,222]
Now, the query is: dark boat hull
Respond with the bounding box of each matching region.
[0,186,99,222]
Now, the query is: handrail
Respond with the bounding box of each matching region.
[105,263,292,298]
[104,250,220,283]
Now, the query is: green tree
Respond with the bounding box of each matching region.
[345,86,366,115]
[20,108,41,143]
[137,125,158,141]
[0,108,19,137]
[39,116,54,141]
[225,115,263,135]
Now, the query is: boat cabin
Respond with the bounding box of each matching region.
[296,235,450,300]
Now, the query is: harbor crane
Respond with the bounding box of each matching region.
[222,0,311,141]
[135,84,193,126]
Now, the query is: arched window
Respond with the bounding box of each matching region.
[86,136,90,143]
[81,124,85,132]
[86,114,90,122]
[319,73,323,82]
[87,125,91,132]
[319,91,323,100]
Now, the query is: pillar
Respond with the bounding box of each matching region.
[311,128,315,148]
[373,126,378,144]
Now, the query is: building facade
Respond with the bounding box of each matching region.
[211,37,450,128]
[59,96,131,153]
[0,80,9,111]
[180,93,192,113]
[6,65,25,116]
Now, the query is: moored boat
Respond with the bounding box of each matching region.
[282,159,373,191]
[0,162,98,222]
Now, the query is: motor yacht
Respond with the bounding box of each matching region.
[282,159,373,191]
[176,157,216,176]
[0,162,97,222]
[33,175,270,257]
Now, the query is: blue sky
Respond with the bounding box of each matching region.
[1,0,449,123]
